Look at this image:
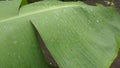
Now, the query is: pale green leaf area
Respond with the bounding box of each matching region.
[0,0,21,20]
[0,19,51,68]
[31,4,120,68]
[0,0,120,68]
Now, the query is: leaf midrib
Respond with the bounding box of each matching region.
[0,4,79,23]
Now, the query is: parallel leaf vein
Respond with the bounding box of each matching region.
[0,5,79,23]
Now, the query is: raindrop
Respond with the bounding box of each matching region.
[13,41,17,44]
[71,34,74,37]
[87,22,90,25]
[88,9,93,13]
[18,56,21,59]
[22,42,25,45]
[57,23,60,27]
[96,20,99,23]
[7,53,10,56]
[88,20,91,22]
[75,39,79,43]
[50,39,54,42]
[88,20,91,24]
[13,53,16,56]
[88,11,91,13]
[68,30,72,33]
[90,9,93,12]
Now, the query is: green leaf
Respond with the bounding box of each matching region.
[21,0,28,6]
[31,3,120,68]
[0,0,21,20]
[0,20,51,68]
[0,1,120,68]
[0,1,51,68]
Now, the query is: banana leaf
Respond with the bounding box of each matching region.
[0,0,120,68]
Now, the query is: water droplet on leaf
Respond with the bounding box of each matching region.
[13,41,17,44]
[96,20,99,23]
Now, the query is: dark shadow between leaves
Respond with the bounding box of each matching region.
[110,50,120,68]
[31,22,59,68]
[31,21,120,68]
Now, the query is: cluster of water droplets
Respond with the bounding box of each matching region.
[7,52,22,59]
[88,9,93,13]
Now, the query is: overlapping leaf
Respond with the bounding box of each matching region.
[0,0,120,68]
